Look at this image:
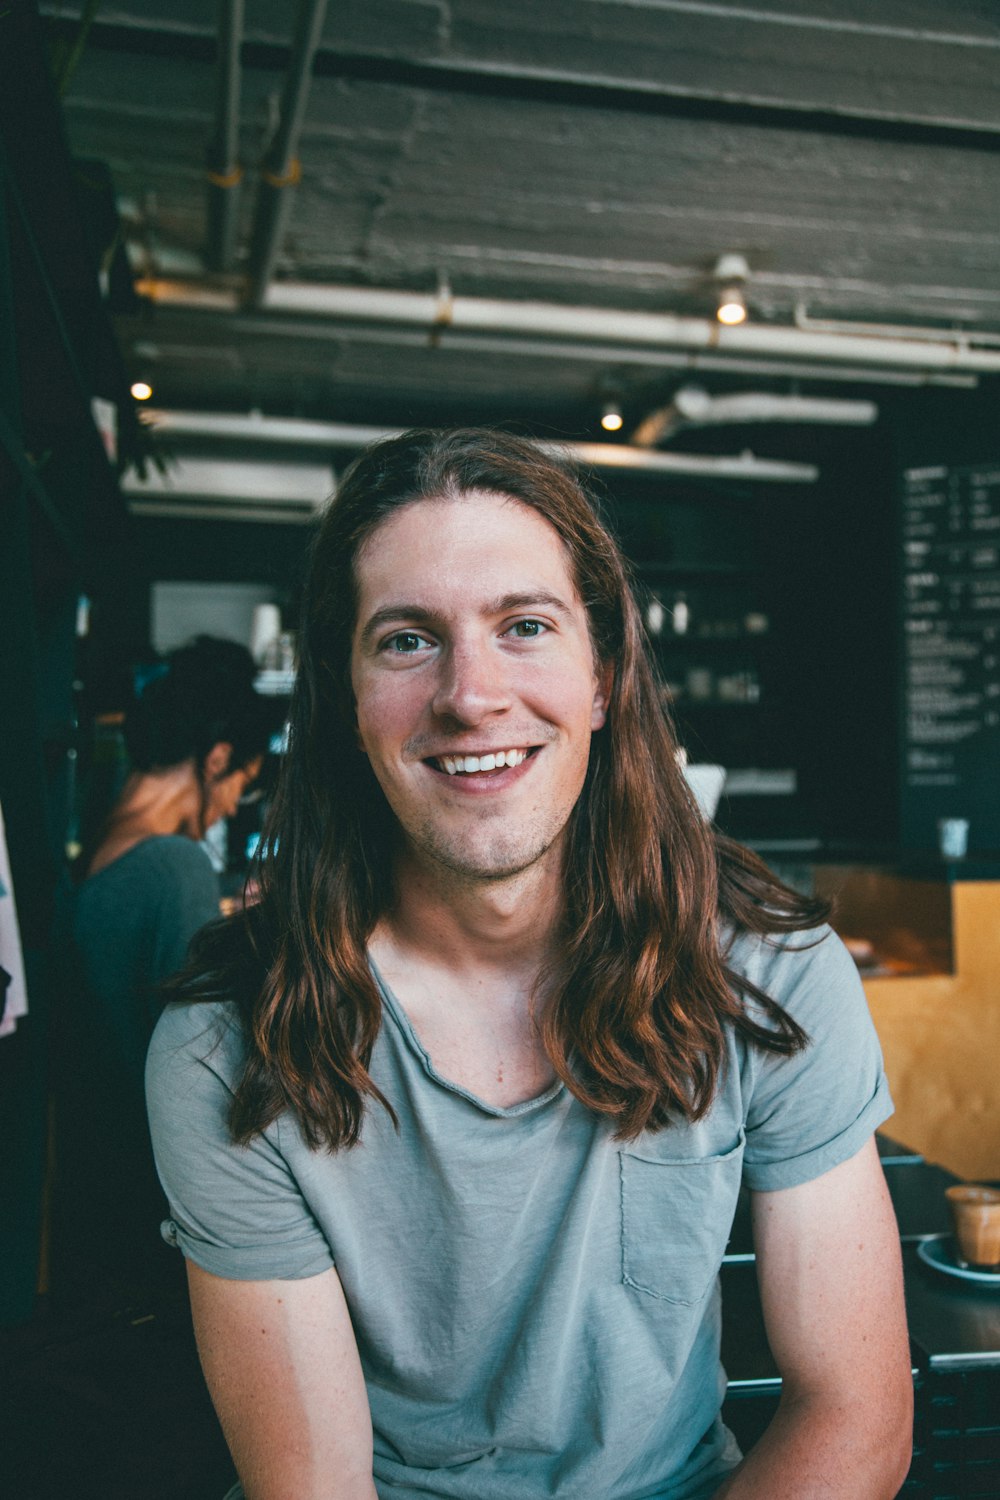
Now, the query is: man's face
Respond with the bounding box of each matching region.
[349,490,610,888]
[203,754,263,829]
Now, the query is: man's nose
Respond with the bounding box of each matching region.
[431,639,511,724]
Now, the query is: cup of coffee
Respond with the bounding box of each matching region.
[945,1184,1000,1267]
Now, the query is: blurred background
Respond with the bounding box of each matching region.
[2,5,1000,1468]
[2,7,1000,1494]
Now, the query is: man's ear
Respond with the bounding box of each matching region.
[202,741,233,781]
[591,663,613,731]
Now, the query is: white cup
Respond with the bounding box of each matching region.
[937,817,969,859]
[250,603,281,665]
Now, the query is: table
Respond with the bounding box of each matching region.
[719,1136,1000,1494]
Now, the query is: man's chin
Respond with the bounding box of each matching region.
[410,833,563,887]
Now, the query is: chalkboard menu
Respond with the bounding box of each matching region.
[900,462,1000,851]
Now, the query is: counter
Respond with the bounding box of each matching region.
[862,879,1000,1180]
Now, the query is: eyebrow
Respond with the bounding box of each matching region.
[358,590,576,645]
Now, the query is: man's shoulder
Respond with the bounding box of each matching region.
[147,995,245,1092]
[726,921,837,974]
[725,922,862,1021]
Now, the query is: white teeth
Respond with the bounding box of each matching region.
[436,748,527,774]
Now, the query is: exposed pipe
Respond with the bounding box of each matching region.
[246,0,329,306]
[130,284,981,388]
[540,442,817,483]
[127,499,316,525]
[260,281,1000,374]
[141,410,819,483]
[144,410,394,446]
[631,388,878,447]
[120,454,336,502]
[794,302,1000,347]
[205,0,245,273]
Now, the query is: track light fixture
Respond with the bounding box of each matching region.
[714,254,749,326]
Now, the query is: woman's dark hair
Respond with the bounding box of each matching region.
[170,429,828,1148]
[125,635,272,775]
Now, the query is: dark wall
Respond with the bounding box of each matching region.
[1,1,132,1324]
[85,513,312,713]
[603,417,899,848]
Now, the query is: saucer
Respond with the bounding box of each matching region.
[917,1234,1000,1285]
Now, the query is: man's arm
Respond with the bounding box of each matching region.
[713,1136,913,1499]
[187,1261,379,1500]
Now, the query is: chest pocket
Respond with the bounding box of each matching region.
[620,1128,745,1305]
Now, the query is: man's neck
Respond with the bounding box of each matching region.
[374,846,563,983]
[368,852,564,1107]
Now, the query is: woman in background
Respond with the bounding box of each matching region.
[52,637,273,1304]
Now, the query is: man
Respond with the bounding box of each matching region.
[147,429,912,1499]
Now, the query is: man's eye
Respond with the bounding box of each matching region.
[508,619,546,639]
[385,630,430,654]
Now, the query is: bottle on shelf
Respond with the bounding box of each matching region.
[672,593,690,636]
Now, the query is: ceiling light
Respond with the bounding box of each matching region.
[717,289,746,326]
[601,398,623,432]
[714,254,749,327]
[131,380,154,401]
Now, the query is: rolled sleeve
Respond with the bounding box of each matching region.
[146,1001,335,1282]
[737,927,894,1193]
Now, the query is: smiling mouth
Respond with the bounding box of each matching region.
[431,747,533,776]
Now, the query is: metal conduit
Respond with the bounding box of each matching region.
[205,0,245,273]
[129,283,981,388]
[261,282,1000,374]
[141,411,819,483]
[246,0,329,306]
[129,274,1000,376]
[631,389,878,447]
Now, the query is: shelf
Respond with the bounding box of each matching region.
[254,669,296,696]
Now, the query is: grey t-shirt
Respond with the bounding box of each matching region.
[146,925,891,1500]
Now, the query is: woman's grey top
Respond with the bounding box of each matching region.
[146,925,892,1500]
[57,835,220,1293]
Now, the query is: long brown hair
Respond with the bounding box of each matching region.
[170,429,827,1147]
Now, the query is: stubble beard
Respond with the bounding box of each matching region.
[402,805,572,892]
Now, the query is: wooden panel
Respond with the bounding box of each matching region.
[865,881,1000,1181]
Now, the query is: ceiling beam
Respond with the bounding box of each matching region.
[40,16,1000,151]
